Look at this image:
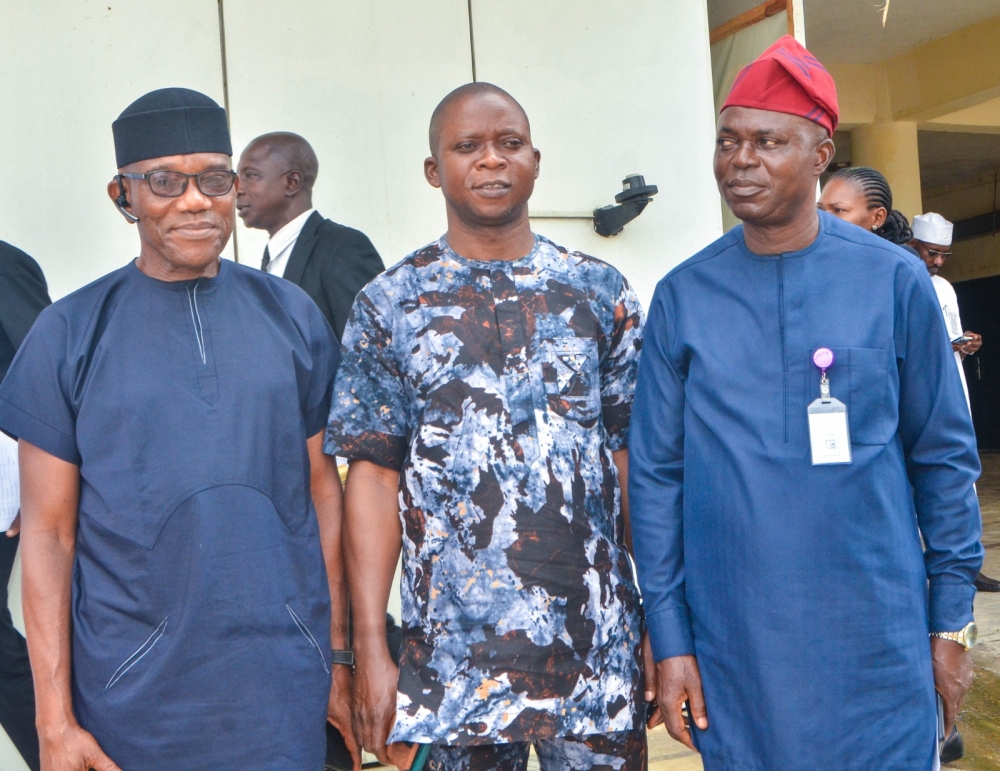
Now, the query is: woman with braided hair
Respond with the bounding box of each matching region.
[818,166,913,244]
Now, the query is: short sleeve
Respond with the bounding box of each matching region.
[600,275,645,450]
[0,308,80,464]
[323,288,409,469]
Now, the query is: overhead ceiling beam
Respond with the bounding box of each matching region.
[886,15,1000,122]
[709,0,789,46]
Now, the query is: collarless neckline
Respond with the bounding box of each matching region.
[439,234,542,270]
[737,215,827,262]
[128,257,230,290]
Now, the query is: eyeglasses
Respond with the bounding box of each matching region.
[926,249,953,259]
[119,169,237,198]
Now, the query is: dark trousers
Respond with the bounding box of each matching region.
[0,534,39,771]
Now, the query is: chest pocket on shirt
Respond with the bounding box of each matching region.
[541,337,600,423]
[821,347,894,446]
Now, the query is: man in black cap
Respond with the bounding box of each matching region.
[237,132,384,341]
[0,88,357,770]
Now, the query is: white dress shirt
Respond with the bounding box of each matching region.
[0,432,18,531]
[264,208,316,278]
[932,274,970,408]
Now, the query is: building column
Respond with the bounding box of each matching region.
[849,121,923,220]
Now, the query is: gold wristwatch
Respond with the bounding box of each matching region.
[930,622,978,651]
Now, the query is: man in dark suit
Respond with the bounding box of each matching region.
[0,239,49,771]
[236,132,384,340]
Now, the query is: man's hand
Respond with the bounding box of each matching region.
[641,632,663,729]
[954,331,982,357]
[38,722,121,771]
[655,655,708,752]
[5,511,19,537]
[932,636,974,736]
[352,650,399,765]
[329,665,361,771]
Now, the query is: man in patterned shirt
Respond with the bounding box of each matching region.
[325,83,650,771]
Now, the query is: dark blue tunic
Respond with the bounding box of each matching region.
[629,214,982,771]
[0,259,338,770]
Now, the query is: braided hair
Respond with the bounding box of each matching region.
[830,166,913,245]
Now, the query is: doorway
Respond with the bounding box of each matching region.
[955,274,1000,450]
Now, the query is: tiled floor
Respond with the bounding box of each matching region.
[973,452,1000,677]
[954,452,1000,770]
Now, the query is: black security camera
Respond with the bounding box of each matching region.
[592,174,659,237]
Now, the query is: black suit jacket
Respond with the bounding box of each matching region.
[0,241,51,383]
[282,211,384,341]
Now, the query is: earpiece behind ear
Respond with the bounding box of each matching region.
[114,177,139,223]
[115,195,139,224]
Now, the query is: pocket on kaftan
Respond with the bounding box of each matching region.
[540,337,600,423]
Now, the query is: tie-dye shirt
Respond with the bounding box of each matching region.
[325,235,645,745]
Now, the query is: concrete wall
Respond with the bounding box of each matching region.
[1,1,722,308]
[0,2,723,765]
[0,0,228,302]
[926,175,1000,283]
[940,234,1000,284]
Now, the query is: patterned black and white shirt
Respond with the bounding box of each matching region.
[325,234,645,745]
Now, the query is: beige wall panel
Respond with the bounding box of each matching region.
[222,0,473,269]
[470,0,722,308]
[941,234,1000,284]
[0,0,226,300]
[923,177,998,223]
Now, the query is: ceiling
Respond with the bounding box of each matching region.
[707,0,1000,64]
[919,131,1000,193]
[706,0,762,30]
[804,0,1000,63]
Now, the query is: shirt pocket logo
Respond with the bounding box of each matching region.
[542,338,600,423]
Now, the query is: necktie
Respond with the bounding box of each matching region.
[261,245,271,272]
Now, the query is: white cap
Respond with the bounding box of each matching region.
[912,212,953,246]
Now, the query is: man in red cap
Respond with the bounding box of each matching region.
[629,36,982,770]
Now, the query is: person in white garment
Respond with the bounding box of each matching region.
[910,212,996,596]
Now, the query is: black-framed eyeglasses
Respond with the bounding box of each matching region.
[927,249,953,259]
[119,169,237,198]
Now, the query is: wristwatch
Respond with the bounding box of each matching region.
[330,649,355,666]
[930,622,978,651]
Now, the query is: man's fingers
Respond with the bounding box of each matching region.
[343,730,362,771]
[90,749,123,771]
[663,701,696,753]
[5,512,19,537]
[366,737,390,766]
[687,675,709,730]
[361,714,389,764]
[359,705,393,765]
[645,700,664,730]
[941,691,959,737]
[642,635,656,702]
[328,711,362,771]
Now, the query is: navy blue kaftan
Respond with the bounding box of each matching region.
[629,213,982,771]
[0,259,338,770]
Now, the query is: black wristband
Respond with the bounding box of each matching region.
[330,649,354,666]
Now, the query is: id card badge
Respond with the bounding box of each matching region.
[808,348,852,466]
